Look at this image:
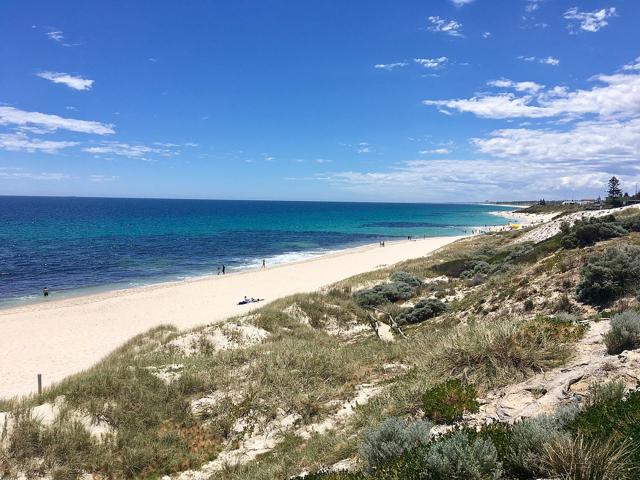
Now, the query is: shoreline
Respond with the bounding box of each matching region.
[0,235,463,400]
[0,236,452,314]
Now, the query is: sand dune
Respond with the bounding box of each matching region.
[0,236,460,399]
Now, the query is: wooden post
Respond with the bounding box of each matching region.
[37,374,42,395]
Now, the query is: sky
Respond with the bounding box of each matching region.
[1,0,639,202]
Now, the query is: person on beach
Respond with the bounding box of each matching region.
[222,264,226,275]
[43,287,49,297]
[217,266,221,275]
[262,259,266,269]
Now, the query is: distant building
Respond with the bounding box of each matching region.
[562,199,595,206]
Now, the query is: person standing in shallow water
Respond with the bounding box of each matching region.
[262,259,266,269]
[222,264,226,275]
[43,287,49,297]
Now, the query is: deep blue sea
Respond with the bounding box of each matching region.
[0,197,515,307]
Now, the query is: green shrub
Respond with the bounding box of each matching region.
[604,310,640,354]
[552,312,579,324]
[523,299,534,312]
[503,244,535,263]
[587,379,626,406]
[389,271,423,289]
[359,417,432,472]
[560,215,627,249]
[355,271,423,308]
[422,380,479,424]
[398,298,447,325]
[422,431,503,479]
[460,261,492,280]
[576,245,640,308]
[621,214,640,233]
[507,411,576,477]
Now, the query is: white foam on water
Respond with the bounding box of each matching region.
[234,249,341,271]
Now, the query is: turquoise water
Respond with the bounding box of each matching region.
[0,197,514,306]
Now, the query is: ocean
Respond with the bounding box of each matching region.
[0,197,515,307]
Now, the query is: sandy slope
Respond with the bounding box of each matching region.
[0,236,460,399]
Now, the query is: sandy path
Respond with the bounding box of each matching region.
[0,236,460,399]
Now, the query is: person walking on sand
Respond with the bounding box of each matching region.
[43,287,49,297]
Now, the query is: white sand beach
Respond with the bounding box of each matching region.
[0,236,461,399]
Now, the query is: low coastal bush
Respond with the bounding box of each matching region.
[422,380,479,424]
[360,417,432,472]
[304,383,640,480]
[460,260,492,280]
[576,245,640,308]
[621,214,640,232]
[422,431,503,480]
[560,215,627,249]
[507,409,577,477]
[604,310,640,354]
[587,379,626,407]
[389,271,423,289]
[355,271,422,308]
[397,298,446,325]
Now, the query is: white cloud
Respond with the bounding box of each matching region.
[0,168,68,181]
[451,0,474,6]
[427,16,463,37]
[483,32,492,38]
[564,7,617,33]
[315,158,625,201]
[424,66,640,120]
[84,141,177,160]
[358,142,373,154]
[473,118,640,164]
[0,133,77,153]
[89,174,118,182]
[419,148,451,155]
[540,56,560,66]
[46,30,64,42]
[36,71,94,91]
[487,79,544,93]
[623,57,640,71]
[416,58,640,198]
[0,106,114,135]
[374,62,409,70]
[520,55,560,66]
[44,29,78,47]
[525,0,542,13]
[414,57,448,69]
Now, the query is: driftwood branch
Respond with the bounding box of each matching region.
[371,307,407,339]
[367,313,381,339]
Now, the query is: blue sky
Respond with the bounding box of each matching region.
[1,0,639,202]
